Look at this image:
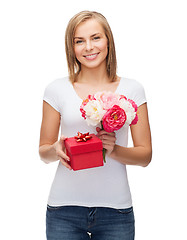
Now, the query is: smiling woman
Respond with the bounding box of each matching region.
[39,10,152,240]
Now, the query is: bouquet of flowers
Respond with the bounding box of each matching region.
[80,91,138,162]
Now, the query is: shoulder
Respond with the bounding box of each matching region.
[44,76,71,97]
[119,77,146,107]
[45,76,69,91]
[120,77,144,92]
[43,76,71,112]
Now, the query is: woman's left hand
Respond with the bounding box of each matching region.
[96,127,116,156]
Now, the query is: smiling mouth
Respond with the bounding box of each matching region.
[83,53,99,60]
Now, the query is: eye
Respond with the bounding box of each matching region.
[93,36,100,40]
[74,40,84,44]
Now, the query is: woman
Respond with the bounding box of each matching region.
[39,10,152,240]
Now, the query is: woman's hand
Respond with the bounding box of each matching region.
[96,127,116,156]
[53,135,72,170]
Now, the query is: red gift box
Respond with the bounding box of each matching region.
[64,134,103,171]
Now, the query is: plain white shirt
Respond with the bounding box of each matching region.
[43,76,146,209]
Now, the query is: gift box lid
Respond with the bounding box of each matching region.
[65,134,103,155]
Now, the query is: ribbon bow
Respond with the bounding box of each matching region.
[74,132,92,142]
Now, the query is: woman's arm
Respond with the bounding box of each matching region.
[39,101,72,170]
[110,103,152,167]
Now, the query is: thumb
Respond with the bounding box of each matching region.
[60,135,68,143]
[59,135,68,151]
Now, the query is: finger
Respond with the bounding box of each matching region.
[100,134,116,142]
[100,135,116,143]
[97,130,115,137]
[102,143,115,151]
[102,141,115,148]
[59,157,72,170]
[56,149,70,162]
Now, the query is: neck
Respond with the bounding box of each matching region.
[77,63,110,85]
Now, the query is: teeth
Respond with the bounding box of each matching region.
[85,53,98,59]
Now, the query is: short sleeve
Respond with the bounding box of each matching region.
[131,80,147,107]
[43,82,60,113]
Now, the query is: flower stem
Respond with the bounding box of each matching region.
[101,121,106,163]
[103,148,106,163]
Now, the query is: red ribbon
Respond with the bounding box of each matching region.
[74,132,92,142]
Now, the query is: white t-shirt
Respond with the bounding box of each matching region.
[43,76,146,209]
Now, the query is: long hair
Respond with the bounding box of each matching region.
[65,10,117,83]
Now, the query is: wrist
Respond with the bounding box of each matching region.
[108,144,117,159]
[52,141,60,160]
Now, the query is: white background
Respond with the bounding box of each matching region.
[0,0,187,239]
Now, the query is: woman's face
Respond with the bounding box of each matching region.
[74,19,108,70]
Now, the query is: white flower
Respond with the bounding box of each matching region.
[119,99,136,125]
[84,100,106,126]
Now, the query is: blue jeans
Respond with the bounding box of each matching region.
[46,205,135,240]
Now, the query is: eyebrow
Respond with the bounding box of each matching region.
[74,33,101,39]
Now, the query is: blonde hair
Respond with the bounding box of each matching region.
[65,10,117,83]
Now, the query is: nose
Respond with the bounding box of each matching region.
[85,40,93,51]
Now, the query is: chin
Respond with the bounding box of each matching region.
[82,58,107,69]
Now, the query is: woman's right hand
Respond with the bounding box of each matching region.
[53,135,72,170]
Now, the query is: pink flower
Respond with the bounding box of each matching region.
[128,99,138,125]
[102,105,127,132]
[80,99,88,119]
[119,95,127,100]
[128,99,138,112]
[94,92,120,110]
[88,95,96,101]
[130,113,138,125]
[80,95,96,119]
